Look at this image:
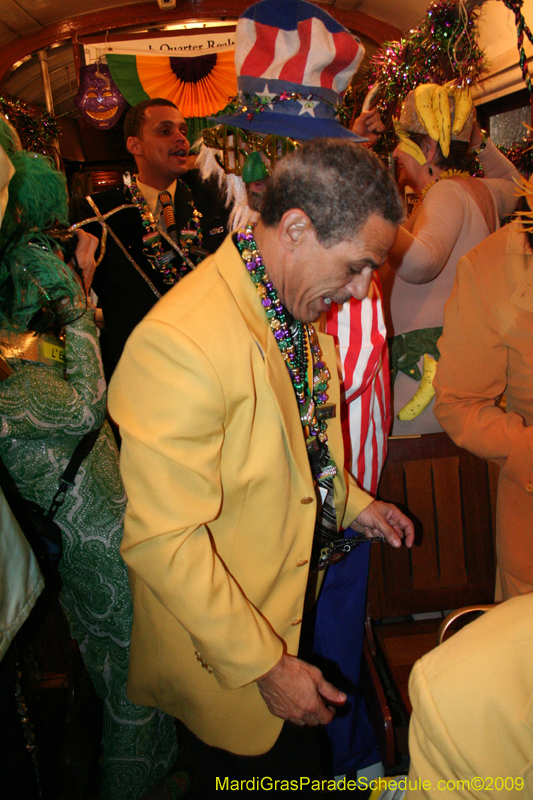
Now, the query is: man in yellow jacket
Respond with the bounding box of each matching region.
[406,596,533,798]
[108,139,414,793]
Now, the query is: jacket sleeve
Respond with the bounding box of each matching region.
[386,181,469,284]
[433,251,533,489]
[0,310,106,440]
[108,317,284,691]
[342,472,373,527]
[478,138,521,219]
[387,140,519,286]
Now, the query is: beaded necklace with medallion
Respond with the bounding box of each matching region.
[236,224,337,484]
[129,175,204,285]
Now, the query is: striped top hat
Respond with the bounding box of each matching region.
[214,0,366,141]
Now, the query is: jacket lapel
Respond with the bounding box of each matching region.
[214,235,312,484]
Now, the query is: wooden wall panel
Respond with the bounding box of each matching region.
[371,433,497,620]
[432,456,467,586]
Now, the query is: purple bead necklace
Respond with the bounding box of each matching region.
[237,224,335,459]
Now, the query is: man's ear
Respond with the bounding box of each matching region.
[127,136,141,157]
[278,209,312,250]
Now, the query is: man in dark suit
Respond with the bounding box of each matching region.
[71,98,229,380]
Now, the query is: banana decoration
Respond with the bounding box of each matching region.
[444,81,473,136]
[362,81,381,113]
[413,83,441,142]
[397,353,438,421]
[397,83,475,169]
[432,86,452,157]
[394,121,427,165]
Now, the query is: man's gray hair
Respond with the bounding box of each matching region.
[260,138,403,245]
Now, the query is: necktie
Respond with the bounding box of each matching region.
[158,191,179,244]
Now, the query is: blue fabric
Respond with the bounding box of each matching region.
[211,110,362,142]
[240,0,347,33]
[312,542,381,775]
[210,74,367,142]
[237,76,339,118]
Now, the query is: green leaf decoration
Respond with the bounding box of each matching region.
[389,327,442,384]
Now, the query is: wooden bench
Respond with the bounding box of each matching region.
[363,432,499,767]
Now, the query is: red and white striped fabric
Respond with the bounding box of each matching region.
[236,0,364,95]
[325,274,390,496]
[214,0,366,141]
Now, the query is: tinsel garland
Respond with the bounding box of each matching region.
[0,93,58,154]
[343,0,487,156]
[497,139,533,177]
[223,90,350,125]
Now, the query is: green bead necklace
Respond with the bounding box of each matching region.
[237,224,337,482]
[129,175,202,285]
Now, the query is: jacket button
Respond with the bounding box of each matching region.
[301,496,313,504]
[291,618,303,626]
[526,483,533,493]
[296,559,308,567]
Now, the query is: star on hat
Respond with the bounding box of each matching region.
[298,98,320,117]
[255,84,278,110]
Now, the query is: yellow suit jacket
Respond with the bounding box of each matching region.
[434,222,533,598]
[407,595,533,798]
[108,234,372,755]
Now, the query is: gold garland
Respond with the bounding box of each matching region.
[410,168,471,212]
[420,168,471,199]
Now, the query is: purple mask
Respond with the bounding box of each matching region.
[74,64,126,130]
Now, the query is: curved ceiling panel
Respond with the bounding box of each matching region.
[0,0,417,121]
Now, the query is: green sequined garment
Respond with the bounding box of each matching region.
[0,310,177,800]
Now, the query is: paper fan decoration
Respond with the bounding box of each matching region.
[106,51,237,118]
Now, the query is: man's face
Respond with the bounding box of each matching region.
[278,213,397,323]
[246,179,268,212]
[127,105,190,189]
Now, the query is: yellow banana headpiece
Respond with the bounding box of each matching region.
[399,82,475,159]
[394,121,427,165]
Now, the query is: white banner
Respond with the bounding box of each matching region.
[85,32,236,64]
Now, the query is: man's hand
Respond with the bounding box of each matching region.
[350,500,415,549]
[72,229,99,295]
[256,653,346,727]
[351,108,385,145]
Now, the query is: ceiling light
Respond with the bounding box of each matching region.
[11,55,32,70]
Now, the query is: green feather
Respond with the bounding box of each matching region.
[0,233,82,332]
[0,116,81,333]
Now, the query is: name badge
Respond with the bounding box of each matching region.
[316,404,336,422]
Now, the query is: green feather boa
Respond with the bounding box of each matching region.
[0,118,83,332]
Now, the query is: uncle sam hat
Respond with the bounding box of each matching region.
[212,0,366,142]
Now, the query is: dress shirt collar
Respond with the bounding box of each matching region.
[135,177,177,217]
